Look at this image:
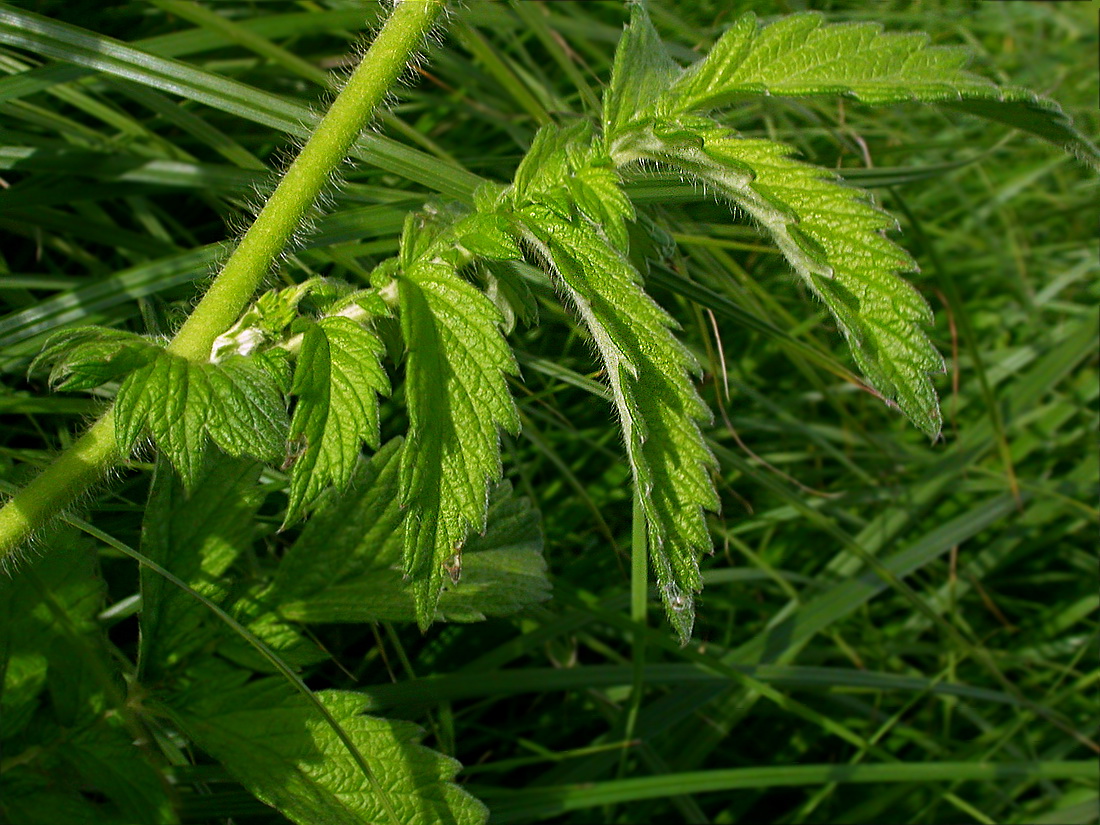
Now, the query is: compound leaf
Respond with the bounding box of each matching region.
[0,536,177,824]
[31,326,159,391]
[116,350,288,489]
[138,452,265,680]
[264,438,548,624]
[603,2,678,140]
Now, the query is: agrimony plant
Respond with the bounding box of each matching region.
[0,3,1094,822]
[3,1,1095,635]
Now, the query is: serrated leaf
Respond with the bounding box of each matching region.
[284,316,389,524]
[138,452,265,680]
[665,11,1099,167]
[31,326,159,391]
[259,440,548,624]
[116,350,289,488]
[165,663,487,825]
[603,2,678,139]
[521,205,718,642]
[617,120,945,436]
[206,355,289,461]
[399,256,520,628]
[672,12,993,106]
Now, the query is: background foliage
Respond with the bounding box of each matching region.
[0,1,1096,823]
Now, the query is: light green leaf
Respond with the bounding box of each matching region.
[665,11,1099,167]
[602,3,678,139]
[672,12,998,105]
[206,354,289,461]
[399,251,520,628]
[166,663,487,825]
[263,438,548,624]
[520,205,718,642]
[284,316,390,524]
[615,120,945,436]
[116,350,288,488]
[138,452,265,680]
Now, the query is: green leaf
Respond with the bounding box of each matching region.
[520,205,718,642]
[138,452,265,680]
[260,439,548,624]
[116,350,289,488]
[284,316,390,524]
[616,120,945,436]
[603,3,678,139]
[665,11,1099,167]
[165,663,488,825]
[30,326,159,391]
[0,536,177,825]
[672,12,994,105]
[398,251,520,628]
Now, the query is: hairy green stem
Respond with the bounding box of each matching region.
[0,0,444,560]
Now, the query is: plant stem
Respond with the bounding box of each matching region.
[0,0,445,560]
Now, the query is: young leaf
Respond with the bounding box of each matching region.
[666,11,1099,167]
[165,663,487,825]
[614,121,945,436]
[399,255,520,628]
[520,205,718,642]
[284,315,390,524]
[115,350,288,488]
[602,2,678,139]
